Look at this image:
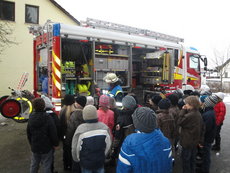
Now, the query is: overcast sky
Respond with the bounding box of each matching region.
[56,0,230,67]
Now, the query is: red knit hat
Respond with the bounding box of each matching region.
[99,95,110,108]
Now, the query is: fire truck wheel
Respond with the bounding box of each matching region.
[0,95,9,106]
[13,116,29,123]
[12,97,33,123]
[0,99,21,118]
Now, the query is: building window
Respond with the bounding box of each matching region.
[25,5,39,24]
[0,1,15,21]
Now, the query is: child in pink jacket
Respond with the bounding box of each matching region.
[97,95,115,138]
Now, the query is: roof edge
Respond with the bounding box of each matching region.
[49,0,80,25]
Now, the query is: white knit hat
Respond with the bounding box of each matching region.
[214,92,225,100]
[86,96,94,106]
[41,95,54,109]
[83,105,98,121]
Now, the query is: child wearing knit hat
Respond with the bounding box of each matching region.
[115,95,137,133]
[59,94,76,170]
[113,95,138,159]
[200,94,218,173]
[75,96,87,109]
[86,96,94,106]
[167,93,180,153]
[149,94,162,112]
[97,95,115,137]
[212,92,226,151]
[157,98,175,160]
[72,105,111,173]
[117,107,172,173]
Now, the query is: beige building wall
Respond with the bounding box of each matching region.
[0,0,79,96]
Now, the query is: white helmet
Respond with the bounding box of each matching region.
[183,85,195,91]
[103,73,119,84]
[200,85,210,92]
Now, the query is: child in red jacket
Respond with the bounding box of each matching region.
[212,92,226,151]
[97,95,115,138]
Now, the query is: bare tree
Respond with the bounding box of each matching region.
[211,47,230,91]
[0,21,17,56]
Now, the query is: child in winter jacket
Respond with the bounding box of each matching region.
[97,95,115,137]
[115,95,137,143]
[177,96,203,173]
[72,105,111,172]
[212,92,226,151]
[117,107,172,173]
[27,98,59,173]
[199,95,218,173]
[59,94,76,170]
[157,98,175,159]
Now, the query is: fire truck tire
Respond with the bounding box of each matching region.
[12,97,33,123]
[0,95,9,106]
[13,116,29,123]
[0,99,21,118]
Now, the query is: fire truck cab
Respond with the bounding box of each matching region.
[30,19,207,111]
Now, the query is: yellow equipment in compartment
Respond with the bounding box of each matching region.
[162,52,170,82]
[77,81,91,96]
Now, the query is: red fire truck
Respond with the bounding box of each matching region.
[30,18,207,111]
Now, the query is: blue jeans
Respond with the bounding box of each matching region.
[81,167,104,173]
[181,147,197,173]
[202,142,212,172]
[30,149,53,173]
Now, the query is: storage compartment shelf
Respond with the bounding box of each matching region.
[95,53,129,58]
[95,69,127,72]
[79,77,92,80]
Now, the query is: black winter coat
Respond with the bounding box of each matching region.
[45,108,61,140]
[27,111,59,154]
[202,107,216,144]
[116,108,137,128]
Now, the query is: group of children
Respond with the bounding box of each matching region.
[26,88,226,173]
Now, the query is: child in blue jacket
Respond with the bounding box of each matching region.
[117,107,172,173]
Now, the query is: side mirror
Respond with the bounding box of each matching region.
[204,57,208,67]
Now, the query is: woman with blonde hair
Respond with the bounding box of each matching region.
[59,94,76,170]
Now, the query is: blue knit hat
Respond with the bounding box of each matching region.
[158,98,171,110]
[199,95,208,103]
